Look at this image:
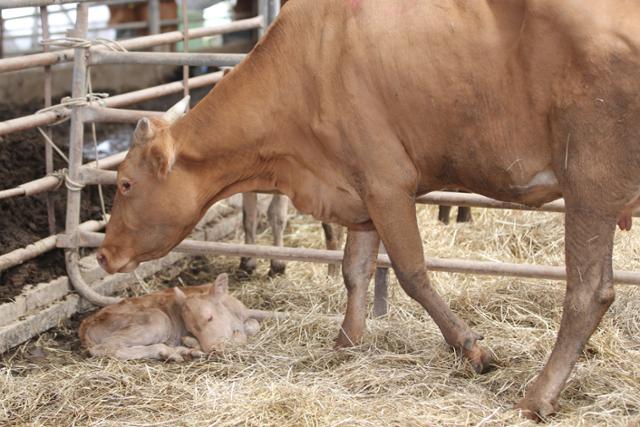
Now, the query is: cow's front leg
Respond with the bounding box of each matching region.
[367,194,491,373]
[516,208,616,421]
[334,229,379,348]
[322,222,345,277]
[267,194,288,276]
[239,192,258,276]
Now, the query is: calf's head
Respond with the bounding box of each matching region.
[174,274,237,353]
[97,97,203,274]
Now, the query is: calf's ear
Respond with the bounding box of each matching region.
[174,287,187,306]
[209,273,229,298]
[146,137,176,179]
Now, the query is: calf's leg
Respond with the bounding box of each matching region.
[322,222,345,277]
[239,192,258,275]
[268,194,288,276]
[335,229,379,348]
[367,195,491,373]
[515,208,617,420]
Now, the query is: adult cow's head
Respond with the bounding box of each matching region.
[97,97,201,274]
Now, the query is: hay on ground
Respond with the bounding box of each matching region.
[1,205,639,426]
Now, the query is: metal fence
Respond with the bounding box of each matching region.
[1,0,640,353]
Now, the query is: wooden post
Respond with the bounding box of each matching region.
[64,3,121,306]
[40,5,56,235]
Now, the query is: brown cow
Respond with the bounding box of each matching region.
[80,273,275,360]
[97,0,640,420]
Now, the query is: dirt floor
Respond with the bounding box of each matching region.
[1,206,639,426]
[0,86,210,302]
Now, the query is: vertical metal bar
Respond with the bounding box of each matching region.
[258,0,268,37]
[40,5,56,235]
[65,2,88,237]
[148,0,160,35]
[64,3,121,307]
[373,243,389,317]
[268,0,280,24]
[0,10,4,59]
[180,0,189,100]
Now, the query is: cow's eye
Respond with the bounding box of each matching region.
[207,316,213,322]
[119,179,132,195]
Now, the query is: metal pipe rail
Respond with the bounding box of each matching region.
[0,70,224,136]
[76,231,640,286]
[90,51,246,67]
[0,16,263,73]
[0,0,93,8]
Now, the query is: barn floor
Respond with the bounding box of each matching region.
[1,205,639,426]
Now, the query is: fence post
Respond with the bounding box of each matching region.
[40,4,55,235]
[148,0,160,35]
[0,9,4,59]
[64,2,121,306]
[258,0,268,37]
[180,0,189,99]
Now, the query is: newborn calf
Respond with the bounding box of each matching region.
[80,273,275,361]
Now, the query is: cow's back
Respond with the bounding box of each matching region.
[279,0,640,203]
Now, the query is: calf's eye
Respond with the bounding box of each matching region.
[207,316,213,322]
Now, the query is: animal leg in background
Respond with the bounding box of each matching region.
[239,193,289,277]
[334,229,379,348]
[515,207,617,420]
[239,192,259,275]
[267,194,288,276]
[437,205,473,224]
[322,222,345,277]
[373,242,389,317]
[367,193,491,373]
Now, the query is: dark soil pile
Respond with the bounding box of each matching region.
[0,102,121,301]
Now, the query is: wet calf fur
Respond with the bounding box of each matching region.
[79,274,272,360]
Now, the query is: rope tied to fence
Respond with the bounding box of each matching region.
[40,36,128,53]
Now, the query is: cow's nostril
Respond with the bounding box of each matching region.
[96,252,108,270]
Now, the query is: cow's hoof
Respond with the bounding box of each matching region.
[515,396,558,422]
[268,261,286,277]
[463,343,494,374]
[238,257,256,277]
[333,330,360,349]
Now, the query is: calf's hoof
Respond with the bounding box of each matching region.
[268,261,286,277]
[514,396,558,422]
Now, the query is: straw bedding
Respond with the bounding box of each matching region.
[1,205,639,426]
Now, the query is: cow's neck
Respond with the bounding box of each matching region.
[170,29,309,208]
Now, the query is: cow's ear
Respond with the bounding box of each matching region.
[174,287,187,306]
[133,118,154,145]
[210,273,229,298]
[147,137,176,179]
[163,96,190,124]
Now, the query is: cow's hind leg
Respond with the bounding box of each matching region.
[239,192,258,276]
[267,194,288,276]
[335,229,379,348]
[516,208,616,420]
[368,195,491,373]
[322,222,344,277]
